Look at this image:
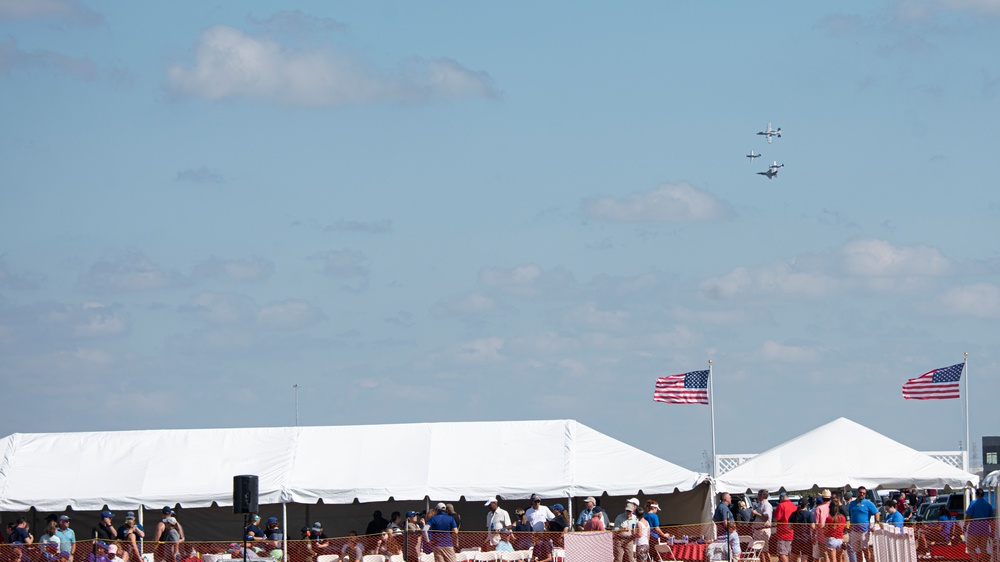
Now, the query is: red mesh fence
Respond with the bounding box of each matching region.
[1,520,995,562]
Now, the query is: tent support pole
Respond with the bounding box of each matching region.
[282,502,288,562]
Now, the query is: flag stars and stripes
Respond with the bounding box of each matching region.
[901,363,963,400]
[654,370,710,405]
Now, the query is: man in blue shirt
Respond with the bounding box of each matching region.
[713,493,734,540]
[427,502,458,562]
[965,488,995,562]
[576,497,609,530]
[847,486,879,562]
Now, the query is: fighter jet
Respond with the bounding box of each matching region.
[757,123,782,143]
[756,161,784,179]
[747,150,762,162]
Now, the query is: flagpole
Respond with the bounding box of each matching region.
[964,352,969,471]
[709,359,717,479]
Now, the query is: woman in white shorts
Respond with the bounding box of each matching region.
[825,498,846,562]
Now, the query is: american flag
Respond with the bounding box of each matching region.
[654,370,709,404]
[901,363,963,400]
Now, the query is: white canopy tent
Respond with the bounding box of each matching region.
[715,417,980,493]
[0,419,708,512]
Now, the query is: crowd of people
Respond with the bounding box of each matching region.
[3,489,995,562]
[711,487,995,562]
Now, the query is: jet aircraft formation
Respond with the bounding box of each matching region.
[750,122,786,180]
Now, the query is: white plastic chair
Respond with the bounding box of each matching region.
[474,552,499,562]
[362,556,386,562]
[738,540,765,561]
[419,553,434,562]
[317,556,341,562]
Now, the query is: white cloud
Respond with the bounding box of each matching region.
[838,239,951,276]
[167,25,499,107]
[585,182,732,223]
[702,239,954,301]
[0,301,129,350]
[186,292,257,324]
[193,256,274,283]
[761,340,822,363]
[478,264,573,297]
[430,336,506,366]
[248,10,348,34]
[77,251,187,294]
[433,292,498,316]
[311,249,369,291]
[939,283,1000,318]
[256,300,324,329]
[562,301,630,331]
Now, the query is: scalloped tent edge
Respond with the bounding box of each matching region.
[0,419,710,512]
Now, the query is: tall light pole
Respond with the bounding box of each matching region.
[293,384,299,427]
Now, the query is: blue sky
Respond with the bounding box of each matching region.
[2,0,998,472]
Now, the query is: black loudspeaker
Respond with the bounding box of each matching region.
[233,475,259,514]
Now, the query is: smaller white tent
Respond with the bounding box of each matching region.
[716,417,979,493]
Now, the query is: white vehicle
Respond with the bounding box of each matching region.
[746,150,761,162]
[756,161,784,179]
[756,123,782,143]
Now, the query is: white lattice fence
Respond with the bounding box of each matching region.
[717,451,967,476]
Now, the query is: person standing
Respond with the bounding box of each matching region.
[965,488,995,562]
[55,515,77,560]
[427,502,458,562]
[751,491,773,562]
[612,499,639,562]
[583,507,606,531]
[7,517,33,544]
[525,495,555,532]
[789,497,814,562]
[824,499,846,562]
[714,493,735,539]
[773,493,796,562]
[883,500,904,529]
[485,498,512,548]
[643,501,671,545]
[576,497,610,530]
[633,508,651,562]
[846,487,878,562]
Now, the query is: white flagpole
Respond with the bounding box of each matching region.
[964,352,969,471]
[709,359,717,479]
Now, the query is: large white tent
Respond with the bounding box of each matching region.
[715,417,980,493]
[0,419,708,512]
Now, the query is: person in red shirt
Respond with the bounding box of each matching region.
[772,493,797,562]
[583,507,606,531]
[825,499,847,562]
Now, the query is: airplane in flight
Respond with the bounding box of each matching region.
[757,161,784,179]
[757,123,782,143]
[747,150,761,161]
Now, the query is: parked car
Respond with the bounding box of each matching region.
[944,492,966,520]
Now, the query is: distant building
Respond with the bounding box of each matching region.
[983,436,1000,476]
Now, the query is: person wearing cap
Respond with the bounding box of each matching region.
[55,515,76,558]
[94,511,117,541]
[511,509,533,550]
[583,506,605,531]
[773,492,796,562]
[116,512,145,562]
[262,517,283,560]
[366,510,389,537]
[106,544,124,562]
[548,504,569,547]
[525,494,555,532]
[813,490,831,554]
[643,501,671,546]
[494,529,515,552]
[576,497,609,530]
[612,498,640,562]
[84,540,112,562]
[426,503,458,562]
[789,497,814,562]
[405,512,422,562]
[485,497,511,548]
[847,487,878,562]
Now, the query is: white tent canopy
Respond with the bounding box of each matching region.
[0,419,708,511]
[715,417,980,493]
